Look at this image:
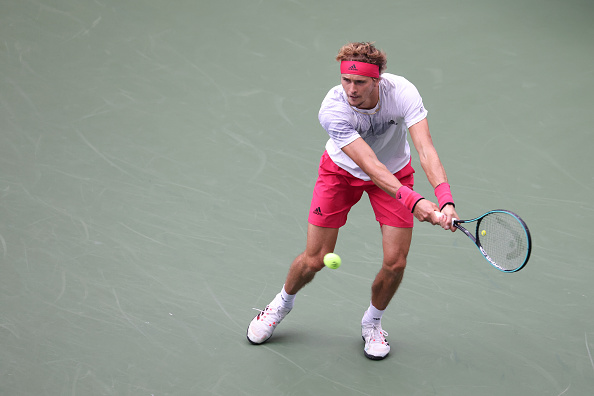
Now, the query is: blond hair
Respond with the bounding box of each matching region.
[336,42,387,74]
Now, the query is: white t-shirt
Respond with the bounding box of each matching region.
[318,73,428,181]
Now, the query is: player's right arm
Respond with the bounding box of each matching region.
[341,137,440,224]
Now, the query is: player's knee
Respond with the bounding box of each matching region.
[382,255,407,273]
[299,252,325,273]
[308,252,327,272]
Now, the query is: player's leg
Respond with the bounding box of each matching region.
[246,224,338,345]
[284,223,339,294]
[285,155,362,294]
[247,224,338,344]
[372,225,413,310]
[247,152,359,345]
[361,225,412,359]
[365,166,415,310]
[362,165,415,359]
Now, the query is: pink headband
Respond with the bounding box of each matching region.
[340,61,380,78]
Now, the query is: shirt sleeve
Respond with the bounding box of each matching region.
[318,99,361,149]
[400,80,428,128]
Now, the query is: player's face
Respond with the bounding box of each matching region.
[341,74,380,109]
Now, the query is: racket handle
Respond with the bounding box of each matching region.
[433,211,445,224]
[434,211,457,228]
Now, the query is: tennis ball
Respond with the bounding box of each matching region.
[481,230,487,236]
[323,253,341,269]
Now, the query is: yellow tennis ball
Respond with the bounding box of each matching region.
[481,230,486,236]
[323,253,341,269]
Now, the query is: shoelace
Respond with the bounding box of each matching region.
[252,306,281,324]
[364,325,388,342]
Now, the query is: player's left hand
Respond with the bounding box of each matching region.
[439,204,458,232]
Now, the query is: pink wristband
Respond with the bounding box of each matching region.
[434,183,455,210]
[396,186,424,213]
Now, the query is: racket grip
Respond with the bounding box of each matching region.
[433,211,445,224]
[434,211,457,228]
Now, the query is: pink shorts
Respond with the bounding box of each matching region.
[308,152,416,229]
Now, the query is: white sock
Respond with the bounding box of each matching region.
[362,302,384,325]
[279,285,295,309]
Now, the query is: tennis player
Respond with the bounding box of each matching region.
[247,42,459,360]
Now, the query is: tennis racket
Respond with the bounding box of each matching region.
[438,209,532,273]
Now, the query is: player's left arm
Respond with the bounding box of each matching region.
[408,118,459,230]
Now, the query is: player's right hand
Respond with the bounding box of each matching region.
[412,199,440,224]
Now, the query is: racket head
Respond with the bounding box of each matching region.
[456,210,532,273]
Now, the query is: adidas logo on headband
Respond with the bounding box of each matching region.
[340,61,380,78]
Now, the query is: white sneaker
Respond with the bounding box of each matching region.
[362,322,390,360]
[246,294,291,344]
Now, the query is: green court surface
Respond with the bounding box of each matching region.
[1,0,593,395]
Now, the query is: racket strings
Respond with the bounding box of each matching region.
[477,213,529,271]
